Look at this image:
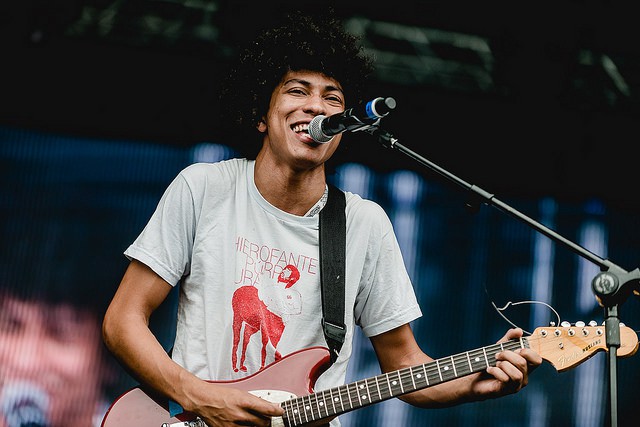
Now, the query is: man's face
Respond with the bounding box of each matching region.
[257,70,346,171]
[0,294,105,426]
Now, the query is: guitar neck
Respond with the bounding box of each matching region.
[281,338,528,425]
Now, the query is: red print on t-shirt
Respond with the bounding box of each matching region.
[231,265,302,372]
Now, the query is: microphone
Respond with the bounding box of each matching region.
[308,97,396,143]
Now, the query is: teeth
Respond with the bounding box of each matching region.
[292,123,309,133]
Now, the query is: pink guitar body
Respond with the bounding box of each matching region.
[101,346,331,427]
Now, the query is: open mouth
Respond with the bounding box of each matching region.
[291,122,310,135]
[291,122,320,144]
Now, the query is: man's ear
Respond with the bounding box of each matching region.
[257,118,267,133]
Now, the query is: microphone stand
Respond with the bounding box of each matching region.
[365,125,640,427]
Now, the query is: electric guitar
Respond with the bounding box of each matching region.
[102,324,638,427]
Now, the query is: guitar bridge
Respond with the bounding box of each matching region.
[161,418,206,427]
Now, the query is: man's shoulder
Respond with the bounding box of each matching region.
[344,192,390,227]
[181,157,249,176]
[178,158,250,185]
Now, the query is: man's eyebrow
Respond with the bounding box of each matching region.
[283,78,344,94]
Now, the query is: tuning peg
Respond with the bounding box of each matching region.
[589,320,598,327]
[561,321,571,327]
[575,321,585,327]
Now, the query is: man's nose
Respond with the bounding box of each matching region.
[302,94,328,116]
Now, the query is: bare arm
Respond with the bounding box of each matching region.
[102,259,283,426]
[369,324,542,408]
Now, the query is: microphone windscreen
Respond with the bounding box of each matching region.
[308,115,332,143]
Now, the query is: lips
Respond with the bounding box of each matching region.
[291,121,319,144]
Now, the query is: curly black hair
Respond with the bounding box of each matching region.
[219,10,375,157]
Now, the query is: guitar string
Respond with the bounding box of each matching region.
[280,338,529,422]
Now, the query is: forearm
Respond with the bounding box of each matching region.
[102,260,205,413]
[102,308,203,411]
[398,374,478,409]
[371,326,538,410]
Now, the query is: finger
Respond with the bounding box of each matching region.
[498,327,524,343]
[519,348,543,368]
[245,398,284,417]
[491,352,528,385]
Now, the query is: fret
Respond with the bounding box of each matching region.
[304,394,314,422]
[366,380,373,403]
[401,367,413,391]
[450,355,458,377]
[283,400,292,426]
[292,396,303,425]
[384,373,393,397]
[412,365,426,390]
[466,349,481,372]
[425,361,441,385]
[491,345,498,363]
[409,366,417,390]
[352,381,362,407]
[466,350,473,372]
[453,353,470,376]
[435,359,444,382]
[421,363,430,387]
[392,369,404,394]
[343,383,353,410]
[482,346,489,368]
[283,401,295,427]
[359,380,368,405]
[337,384,346,411]
[437,357,456,382]
[328,387,337,416]
[316,390,328,419]
[374,374,382,402]
[347,383,358,408]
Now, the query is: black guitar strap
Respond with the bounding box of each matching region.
[319,183,346,365]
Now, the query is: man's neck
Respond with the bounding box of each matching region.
[253,156,327,216]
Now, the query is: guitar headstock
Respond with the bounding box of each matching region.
[529,323,638,372]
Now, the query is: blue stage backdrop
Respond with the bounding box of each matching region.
[1,124,639,427]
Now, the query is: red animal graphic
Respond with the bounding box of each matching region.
[231,265,301,372]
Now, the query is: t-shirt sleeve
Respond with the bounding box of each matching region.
[124,171,196,286]
[351,200,422,338]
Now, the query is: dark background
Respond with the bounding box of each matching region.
[2,2,640,427]
[2,1,639,211]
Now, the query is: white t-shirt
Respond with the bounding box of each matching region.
[124,158,422,424]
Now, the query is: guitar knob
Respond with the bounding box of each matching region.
[561,321,571,327]
[575,321,585,327]
[589,320,598,327]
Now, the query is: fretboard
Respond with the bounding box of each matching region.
[280,337,528,426]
